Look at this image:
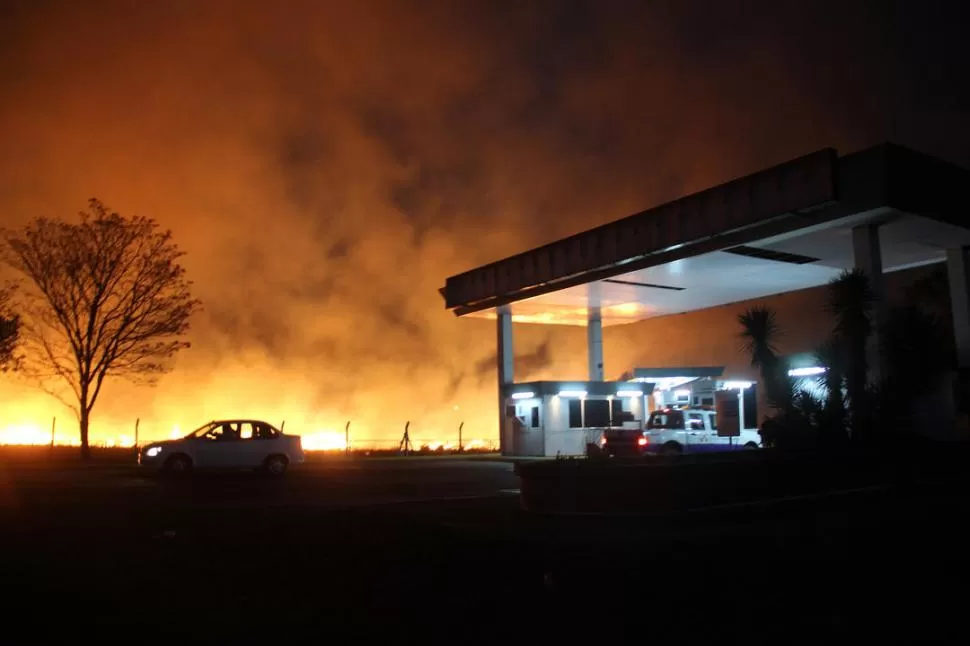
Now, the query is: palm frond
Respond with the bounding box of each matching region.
[826,268,874,339]
[737,306,780,367]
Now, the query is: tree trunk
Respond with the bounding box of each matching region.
[79,407,91,461]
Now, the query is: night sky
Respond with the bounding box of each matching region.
[1,0,968,444]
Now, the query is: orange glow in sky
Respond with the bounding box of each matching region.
[2,2,955,454]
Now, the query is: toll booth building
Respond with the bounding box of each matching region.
[504,381,651,457]
[505,370,761,457]
[441,143,970,457]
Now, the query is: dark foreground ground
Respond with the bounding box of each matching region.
[2,450,969,643]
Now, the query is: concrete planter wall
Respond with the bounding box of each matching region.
[515,448,962,515]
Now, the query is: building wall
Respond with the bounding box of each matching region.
[542,394,580,456]
[542,393,643,456]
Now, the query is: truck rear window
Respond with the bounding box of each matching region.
[647,411,685,430]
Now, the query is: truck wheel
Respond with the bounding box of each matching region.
[661,442,682,456]
[743,442,760,450]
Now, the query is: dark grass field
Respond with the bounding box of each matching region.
[2,447,969,643]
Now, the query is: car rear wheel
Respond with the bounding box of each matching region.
[264,454,289,476]
[164,454,192,475]
[661,442,682,456]
[743,442,760,450]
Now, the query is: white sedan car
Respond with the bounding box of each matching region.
[138,420,305,476]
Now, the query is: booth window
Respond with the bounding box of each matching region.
[568,399,583,428]
[611,399,634,423]
[531,406,540,428]
[584,400,611,427]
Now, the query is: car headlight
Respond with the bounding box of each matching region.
[145,446,163,457]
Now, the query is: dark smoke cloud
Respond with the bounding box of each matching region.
[0,0,968,442]
[474,338,556,385]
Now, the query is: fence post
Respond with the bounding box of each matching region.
[134,418,140,448]
[345,421,350,454]
[50,417,56,449]
[458,421,464,453]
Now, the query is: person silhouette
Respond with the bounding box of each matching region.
[220,422,238,440]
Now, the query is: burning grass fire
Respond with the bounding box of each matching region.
[0,365,497,454]
[0,418,492,452]
[0,403,493,453]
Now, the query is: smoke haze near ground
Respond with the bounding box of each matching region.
[1,0,967,445]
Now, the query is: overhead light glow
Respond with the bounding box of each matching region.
[610,302,640,316]
[511,391,535,400]
[788,367,826,377]
[652,377,697,391]
[722,381,754,390]
[616,390,643,397]
[558,390,587,398]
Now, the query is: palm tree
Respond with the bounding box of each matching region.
[825,269,875,437]
[877,303,955,438]
[738,306,791,412]
[904,266,951,324]
[812,337,847,443]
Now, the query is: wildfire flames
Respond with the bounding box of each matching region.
[0,399,489,452]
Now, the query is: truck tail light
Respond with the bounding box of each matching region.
[637,437,648,446]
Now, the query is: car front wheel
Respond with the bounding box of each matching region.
[264,454,289,477]
[164,454,192,475]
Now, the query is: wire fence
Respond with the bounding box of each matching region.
[0,416,499,453]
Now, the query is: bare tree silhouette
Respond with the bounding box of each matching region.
[2,199,201,459]
[0,284,20,371]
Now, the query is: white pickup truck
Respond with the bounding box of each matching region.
[601,408,761,456]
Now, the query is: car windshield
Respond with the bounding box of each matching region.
[186,422,239,441]
[647,410,685,430]
[186,422,216,438]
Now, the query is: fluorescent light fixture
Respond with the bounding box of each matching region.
[616,390,643,397]
[674,389,691,398]
[510,391,534,400]
[653,377,697,392]
[722,381,754,390]
[558,390,587,397]
[788,366,826,377]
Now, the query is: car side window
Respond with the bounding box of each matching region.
[687,413,704,430]
[202,423,238,441]
[239,422,254,440]
[253,423,279,440]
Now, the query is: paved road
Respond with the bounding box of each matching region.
[1,457,521,538]
[2,456,968,642]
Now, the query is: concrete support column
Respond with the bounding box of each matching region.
[852,224,887,381]
[587,307,604,381]
[947,246,970,370]
[497,309,514,455]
